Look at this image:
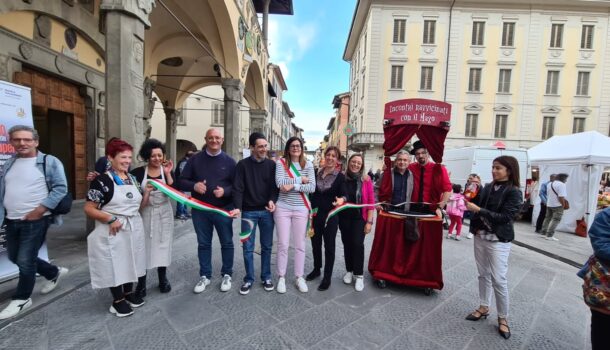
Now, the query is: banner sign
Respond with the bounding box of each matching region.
[384,98,451,129]
[0,80,47,282]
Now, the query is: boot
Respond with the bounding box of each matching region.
[135,274,147,298]
[158,267,172,293]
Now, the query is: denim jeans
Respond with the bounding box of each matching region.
[176,202,188,217]
[192,209,234,278]
[241,210,274,283]
[5,217,59,300]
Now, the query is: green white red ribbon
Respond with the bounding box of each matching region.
[279,158,315,237]
[147,179,253,242]
[324,202,377,226]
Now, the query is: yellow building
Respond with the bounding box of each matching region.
[344,0,610,169]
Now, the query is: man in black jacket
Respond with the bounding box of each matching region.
[232,133,279,295]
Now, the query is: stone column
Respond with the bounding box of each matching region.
[164,106,177,164]
[249,109,268,135]
[101,0,155,149]
[222,78,244,160]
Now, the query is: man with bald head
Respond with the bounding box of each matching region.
[178,128,237,293]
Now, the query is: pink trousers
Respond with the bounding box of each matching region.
[274,206,308,278]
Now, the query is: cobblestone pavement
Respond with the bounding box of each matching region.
[0,217,592,350]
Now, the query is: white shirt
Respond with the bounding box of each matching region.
[546,180,567,208]
[3,157,50,219]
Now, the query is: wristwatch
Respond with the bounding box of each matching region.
[107,216,118,225]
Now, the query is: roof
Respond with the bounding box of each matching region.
[332,92,350,108]
[269,64,288,91]
[252,0,294,15]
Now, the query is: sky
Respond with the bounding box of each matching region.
[266,0,357,150]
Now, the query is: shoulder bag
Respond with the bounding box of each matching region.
[43,154,73,215]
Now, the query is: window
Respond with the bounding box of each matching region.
[393,19,406,43]
[361,74,366,99]
[573,117,586,133]
[502,22,515,47]
[468,68,482,92]
[550,24,563,48]
[423,20,436,44]
[212,101,224,125]
[391,65,404,89]
[498,69,512,93]
[494,115,508,138]
[420,66,433,90]
[177,108,186,126]
[472,21,485,45]
[465,114,478,137]
[363,32,367,57]
[581,25,594,49]
[542,116,555,139]
[576,71,590,96]
[546,70,560,95]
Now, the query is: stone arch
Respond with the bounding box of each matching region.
[243,61,265,110]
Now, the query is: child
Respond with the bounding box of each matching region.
[446,184,467,240]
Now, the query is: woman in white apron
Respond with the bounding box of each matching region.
[130,138,175,297]
[84,139,149,318]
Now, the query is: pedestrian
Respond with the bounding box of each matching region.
[408,140,452,215]
[535,174,555,233]
[83,138,147,317]
[306,146,344,291]
[465,155,523,339]
[541,173,569,241]
[177,128,238,293]
[335,153,375,292]
[86,137,122,182]
[174,149,196,219]
[130,138,175,297]
[446,184,467,240]
[232,132,278,295]
[274,137,316,293]
[577,206,610,350]
[0,125,69,320]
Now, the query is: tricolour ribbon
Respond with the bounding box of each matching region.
[324,202,378,227]
[147,179,253,242]
[279,158,316,237]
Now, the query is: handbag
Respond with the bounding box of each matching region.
[551,182,569,210]
[43,155,73,215]
[582,255,610,312]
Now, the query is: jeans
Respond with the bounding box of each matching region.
[274,206,308,278]
[192,209,234,278]
[241,210,274,283]
[5,217,59,300]
[542,206,564,238]
[311,210,338,279]
[176,202,188,217]
[474,235,511,318]
[339,216,366,275]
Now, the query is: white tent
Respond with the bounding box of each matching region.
[528,131,610,233]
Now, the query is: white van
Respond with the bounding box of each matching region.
[442,146,529,196]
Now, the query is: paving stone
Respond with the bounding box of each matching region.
[369,297,427,331]
[156,291,226,332]
[0,318,48,350]
[105,305,165,336]
[48,328,111,350]
[525,332,582,350]
[276,301,360,347]
[383,330,449,350]
[252,289,314,321]
[333,285,397,315]
[111,319,188,350]
[309,337,349,350]
[222,326,304,350]
[330,310,401,349]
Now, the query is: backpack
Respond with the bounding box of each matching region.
[43,155,73,215]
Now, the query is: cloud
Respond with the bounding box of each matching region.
[291,108,332,149]
[267,18,318,79]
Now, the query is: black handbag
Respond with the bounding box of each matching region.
[43,154,73,215]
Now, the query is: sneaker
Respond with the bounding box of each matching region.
[295,277,308,293]
[455,235,461,241]
[109,299,134,318]
[354,276,364,292]
[343,272,353,284]
[545,236,559,241]
[193,276,210,293]
[40,267,69,294]
[277,277,286,294]
[0,299,32,320]
[220,274,232,292]
[239,282,252,295]
[445,234,452,239]
[262,280,274,292]
[466,233,473,239]
[124,293,145,308]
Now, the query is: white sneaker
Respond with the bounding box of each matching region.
[343,272,353,284]
[545,236,559,241]
[41,267,69,294]
[296,277,308,293]
[455,235,461,241]
[277,277,286,294]
[354,276,364,292]
[466,233,473,239]
[193,276,210,293]
[220,274,232,292]
[0,299,32,320]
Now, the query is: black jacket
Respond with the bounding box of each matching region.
[469,183,523,242]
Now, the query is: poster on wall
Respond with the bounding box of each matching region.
[0,80,48,282]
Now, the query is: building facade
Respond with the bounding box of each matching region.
[344,0,610,170]
[327,92,350,157]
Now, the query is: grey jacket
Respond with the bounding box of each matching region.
[0,151,68,226]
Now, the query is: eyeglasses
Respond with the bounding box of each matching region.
[289,144,301,149]
[10,138,35,143]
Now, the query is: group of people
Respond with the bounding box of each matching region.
[535,173,569,241]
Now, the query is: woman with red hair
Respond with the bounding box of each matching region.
[84,138,150,317]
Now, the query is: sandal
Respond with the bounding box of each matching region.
[465,307,489,321]
[498,318,511,339]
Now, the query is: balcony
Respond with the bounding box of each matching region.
[348,132,384,150]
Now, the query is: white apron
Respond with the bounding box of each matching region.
[139,167,174,269]
[88,173,146,289]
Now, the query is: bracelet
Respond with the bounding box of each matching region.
[107,216,118,225]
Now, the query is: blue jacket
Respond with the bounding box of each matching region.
[539,181,549,204]
[0,151,68,226]
[578,207,610,278]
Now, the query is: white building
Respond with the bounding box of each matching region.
[344,0,610,170]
